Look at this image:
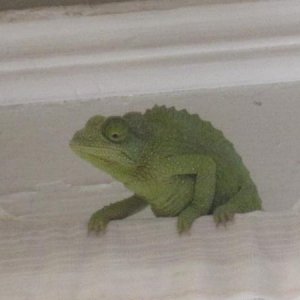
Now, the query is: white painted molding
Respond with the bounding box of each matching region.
[0,0,300,106]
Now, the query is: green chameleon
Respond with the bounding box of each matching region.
[70,105,262,234]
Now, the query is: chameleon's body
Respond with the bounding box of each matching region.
[70,106,262,233]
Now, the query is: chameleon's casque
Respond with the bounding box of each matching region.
[70,105,262,233]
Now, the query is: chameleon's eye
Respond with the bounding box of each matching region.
[101,117,129,143]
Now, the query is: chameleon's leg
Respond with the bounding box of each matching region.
[160,155,216,233]
[177,159,216,233]
[88,194,148,233]
[213,185,262,225]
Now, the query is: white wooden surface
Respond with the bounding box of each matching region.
[1,1,300,299]
[1,191,299,300]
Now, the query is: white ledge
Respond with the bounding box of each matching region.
[1,0,300,105]
[0,181,300,300]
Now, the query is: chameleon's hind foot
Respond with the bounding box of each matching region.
[213,205,235,226]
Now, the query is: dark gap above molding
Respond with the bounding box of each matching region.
[0,0,132,11]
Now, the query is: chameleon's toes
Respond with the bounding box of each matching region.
[213,206,234,227]
[88,211,109,234]
[177,214,193,234]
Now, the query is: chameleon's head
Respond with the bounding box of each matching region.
[69,115,145,176]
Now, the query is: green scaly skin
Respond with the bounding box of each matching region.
[70,106,262,234]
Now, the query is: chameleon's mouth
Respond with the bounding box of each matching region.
[69,144,113,163]
[69,143,94,155]
[69,142,135,166]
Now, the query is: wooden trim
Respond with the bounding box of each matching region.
[1,0,300,105]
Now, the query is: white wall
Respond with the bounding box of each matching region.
[1,82,300,212]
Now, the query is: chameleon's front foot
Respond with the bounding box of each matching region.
[88,210,109,233]
[177,215,193,234]
[177,207,198,234]
[87,195,148,234]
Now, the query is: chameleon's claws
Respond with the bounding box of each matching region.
[88,210,109,234]
[177,214,193,234]
[213,206,234,227]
